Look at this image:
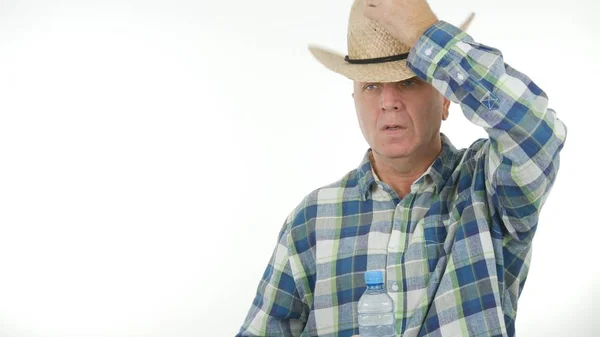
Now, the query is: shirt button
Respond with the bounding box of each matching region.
[390,282,399,292]
[457,73,465,81]
[425,48,432,56]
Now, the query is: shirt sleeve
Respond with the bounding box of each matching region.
[235,218,309,337]
[407,21,567,242]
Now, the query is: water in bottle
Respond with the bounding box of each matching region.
[357,270,396,337]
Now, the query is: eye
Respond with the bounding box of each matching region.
[363,83,380,91]
[400,78,417,87]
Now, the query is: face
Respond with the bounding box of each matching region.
[352,76,450,161]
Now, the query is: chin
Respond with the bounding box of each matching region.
[374,144,414,159]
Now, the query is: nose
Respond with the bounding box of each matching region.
[380,83,404,112]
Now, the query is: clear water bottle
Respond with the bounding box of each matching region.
[357,270,396,337]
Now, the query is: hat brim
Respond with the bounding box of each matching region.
[308,13,476,83]
[308,44,415,83]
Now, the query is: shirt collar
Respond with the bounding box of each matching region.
[356,133,459,200]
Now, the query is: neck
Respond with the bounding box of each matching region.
[370,136,442,198]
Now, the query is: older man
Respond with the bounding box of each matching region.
[236,0,567,336]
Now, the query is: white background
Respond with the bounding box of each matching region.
[0,0,597,336]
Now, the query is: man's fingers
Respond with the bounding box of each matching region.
[364,0,381,7]
[362,1,377,20]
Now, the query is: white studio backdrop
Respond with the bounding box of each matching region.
[0,0,597,336]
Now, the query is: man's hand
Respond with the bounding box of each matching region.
[362,0,438,47]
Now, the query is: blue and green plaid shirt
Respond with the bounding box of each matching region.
[236,20,567,337]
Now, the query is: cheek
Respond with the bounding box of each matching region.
[355,102,378,131]
[356,111,372,136]
[411,102,442,132]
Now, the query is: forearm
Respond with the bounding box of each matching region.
[407,21,567,236]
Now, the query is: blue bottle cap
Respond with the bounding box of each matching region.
[364,270,384,285]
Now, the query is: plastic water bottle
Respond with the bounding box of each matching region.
[357,270,396,337]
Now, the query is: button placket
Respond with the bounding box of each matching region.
[385,193,417,327]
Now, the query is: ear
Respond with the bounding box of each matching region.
[442,98,450,120]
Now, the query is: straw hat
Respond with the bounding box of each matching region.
[308,0,475,83]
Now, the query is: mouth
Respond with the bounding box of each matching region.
[382,124,406,131]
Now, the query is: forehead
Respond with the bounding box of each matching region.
[354,76,419,84]
[352,77,423,91]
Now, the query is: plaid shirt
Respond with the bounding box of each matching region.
[236,21,567,337]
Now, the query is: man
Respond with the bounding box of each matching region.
[236,0,567,336]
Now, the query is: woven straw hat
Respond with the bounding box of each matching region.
[308,0,475,83]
